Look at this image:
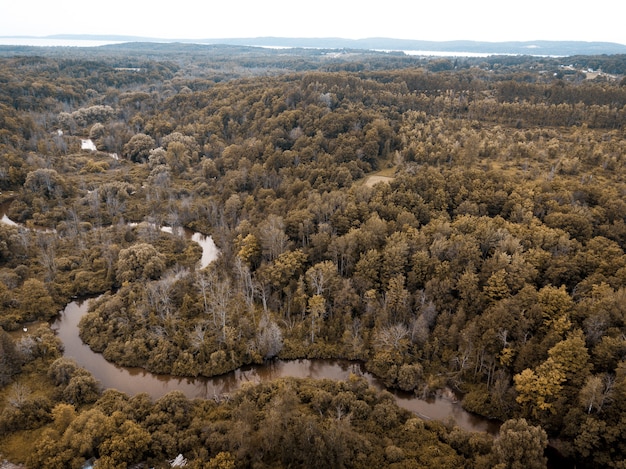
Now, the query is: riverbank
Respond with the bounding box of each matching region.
[55,295,500,434]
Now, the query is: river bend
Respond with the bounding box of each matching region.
[1,204,498,433]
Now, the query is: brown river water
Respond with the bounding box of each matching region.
[1,201,499,434]
[51,297,499,433]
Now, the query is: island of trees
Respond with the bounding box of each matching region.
[1,43,626,468]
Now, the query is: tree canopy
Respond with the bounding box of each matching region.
[2,45,626,467]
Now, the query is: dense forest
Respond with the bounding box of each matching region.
[1,44,626,468]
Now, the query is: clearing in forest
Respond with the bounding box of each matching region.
[363,166,396,187]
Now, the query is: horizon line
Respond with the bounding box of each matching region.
[1,34,625,47]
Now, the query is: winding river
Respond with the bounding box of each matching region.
[1,201,499,434]
[52,298,499,433]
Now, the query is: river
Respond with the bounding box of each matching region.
[51,297,499,433]
[1,201,499,434]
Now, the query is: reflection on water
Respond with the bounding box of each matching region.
[52,298,500,434]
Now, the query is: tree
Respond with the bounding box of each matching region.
[51,403,76,434]
[397,363,423,391]
[537,285,573,329]
[24,168,64,199]
[59,408,114,460]
[89,122,106,142]
[383,275,411,324]
[578,374,613,414]
[492,418,547,469]
[196,269,232,343]
[207,452,236,469]
[513,363,565,418]
[258,215,289,261]
[165,140,190,175]
[48,357,83,386]
[116,243,166,284]
[306,260,339,297]
[235,233,261,267]
[69,105,116,127]
[122,133,155,162]
[308,294,325,343]
[0,329,21,386]
[546,329,591,391]
[63,374,101,405]
[485,269,511,303]
[97,420,151,469]
[256,314,283,359]
[353,249,381,292]
[257,249,307,310]
[18,278,56,321]
[148,146,167,168]
[380,232,410,286]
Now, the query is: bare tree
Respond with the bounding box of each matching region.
[259,215,289,261]
[307,295,325,343]
[146,274,177,319]
[8,382,31,408]
[374,323,410,353]
[37,232,57,281]
[256,314,283,359]
[305,260,338,296]
[196,270,231,343]
[234,256,255,309]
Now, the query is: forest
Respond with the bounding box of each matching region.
[1,43,626,468]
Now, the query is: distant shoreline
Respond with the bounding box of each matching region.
[1,35,625,56]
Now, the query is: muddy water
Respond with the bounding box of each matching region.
[52,298,499,434]
[2,202,499,433]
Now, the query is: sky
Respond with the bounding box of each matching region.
[1,0,625,45]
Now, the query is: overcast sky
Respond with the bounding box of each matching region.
[2,0,625,45]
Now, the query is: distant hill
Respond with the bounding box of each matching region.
[197,37,626,56]
[6,35,626,56]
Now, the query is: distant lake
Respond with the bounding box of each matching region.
[401,50,497,57]
[0,37,502,57]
